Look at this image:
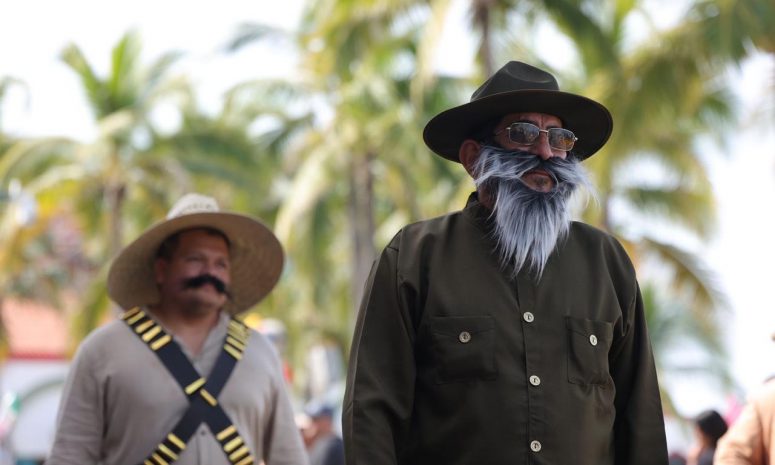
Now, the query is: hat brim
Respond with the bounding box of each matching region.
[107,212,284,314]
[423,89,613,162]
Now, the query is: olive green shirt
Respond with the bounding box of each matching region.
[343,194,667,465]
[47,311,308,465]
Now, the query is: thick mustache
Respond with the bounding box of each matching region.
[502,150,572,184]
[183,274,230,297]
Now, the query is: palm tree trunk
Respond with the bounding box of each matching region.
[105,182,126,259]
[473,0,495,76]
[105,181,126,317]
[348,151,376,321]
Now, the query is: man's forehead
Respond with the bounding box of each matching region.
[499,112,563,127]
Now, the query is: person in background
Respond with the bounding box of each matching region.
[715,378,775,464]
[303,402,344,465]
[48,193,308,465]
[687,409,727,465]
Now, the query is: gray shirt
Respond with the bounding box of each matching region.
[47,311,308,465]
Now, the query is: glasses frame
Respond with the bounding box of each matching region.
[494,122,578,152]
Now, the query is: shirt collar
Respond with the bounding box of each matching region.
[462,191,495,233]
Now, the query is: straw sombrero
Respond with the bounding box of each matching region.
[423,61,613,162]
[107,193,284,314]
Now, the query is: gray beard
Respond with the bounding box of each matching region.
[472,145,594,279]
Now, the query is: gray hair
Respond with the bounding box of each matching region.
[472,146,595,279]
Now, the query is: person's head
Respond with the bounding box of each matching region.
[303,402,336,441]
[423,61,613,278]
[694,409,728,448]
[153,227,232,317]
[107,193,284,316]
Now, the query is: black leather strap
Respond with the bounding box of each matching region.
[121,307,256,465]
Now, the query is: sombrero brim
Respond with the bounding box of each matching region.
[107,212,284,314]
[423,89,613,162]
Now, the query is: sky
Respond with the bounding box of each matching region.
[2,0,775,420]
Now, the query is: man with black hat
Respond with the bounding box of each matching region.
[48,194,308,465]
[343,61,668,464]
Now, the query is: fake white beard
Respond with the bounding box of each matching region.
[472,145,595,279]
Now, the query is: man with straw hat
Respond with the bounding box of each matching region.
[343,61,668,464]
[48,194,308,465]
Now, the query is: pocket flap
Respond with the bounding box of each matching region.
[565,316,613,341]
[431,316,494,337]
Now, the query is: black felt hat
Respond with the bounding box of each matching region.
[423,61,613,162]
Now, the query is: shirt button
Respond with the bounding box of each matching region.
[530,440,542,452]
[523,312,534,323]
[458,331,471,343]
[589,334,598,346]
[529,375,541,386]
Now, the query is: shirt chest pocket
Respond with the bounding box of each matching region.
[430,316,497,384]
[565,316,613,386]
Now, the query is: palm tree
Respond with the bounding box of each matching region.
[57,31,315,341]
[0,32,204,342]
[225,11,471,363]
[642,283,733,419]
[0,138,98,357]
[0,78,80,356]
[58,30,185,259]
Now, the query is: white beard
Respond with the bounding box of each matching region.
[472,145,595,279]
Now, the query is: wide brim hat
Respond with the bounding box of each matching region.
[423,61,613,162]
[107,193,284,314]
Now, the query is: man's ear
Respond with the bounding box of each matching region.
[459,139,481,177]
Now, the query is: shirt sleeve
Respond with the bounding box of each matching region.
[714,400,765,464]
[609,282,669,465]
[46,339,105,464]
[263,355,310,465]
[343,244,416,465]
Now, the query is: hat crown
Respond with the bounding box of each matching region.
[471,61,560,102]
[166,193,220,219]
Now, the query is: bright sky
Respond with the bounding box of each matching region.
[2,0,775,423]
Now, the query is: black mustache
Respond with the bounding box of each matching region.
[183,274,230,297]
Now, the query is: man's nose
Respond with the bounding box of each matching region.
[534,132,555,160]
[199,260,218,275]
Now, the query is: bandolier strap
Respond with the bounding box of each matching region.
[122,307,256,465]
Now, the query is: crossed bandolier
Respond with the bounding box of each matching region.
[121,307,256,465]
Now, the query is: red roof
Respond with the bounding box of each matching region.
[2,299,69,360]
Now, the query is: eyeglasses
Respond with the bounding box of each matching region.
[494,122,577,151]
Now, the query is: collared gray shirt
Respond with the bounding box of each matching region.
[343,194,668,465]
[48,311,308,465]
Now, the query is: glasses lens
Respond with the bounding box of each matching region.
[508,123,540,145]
[548,128,576,151]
